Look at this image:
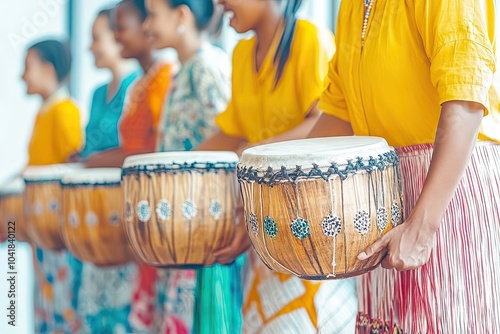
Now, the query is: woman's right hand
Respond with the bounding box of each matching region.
[66,152,82,163]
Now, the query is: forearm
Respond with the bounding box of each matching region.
[410,101,483,229]
[84,148,129,168]
[308,113,354,138]
[195,131,245,152]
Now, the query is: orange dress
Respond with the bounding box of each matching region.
[119,62,173,153]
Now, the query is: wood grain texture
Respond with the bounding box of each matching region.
[24,182,65,250]
[123,170,238,268]
[240,165,403,279]
[60,184,133,266]
[0,194,29,242]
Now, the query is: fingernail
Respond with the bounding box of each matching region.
[357,252,367,260]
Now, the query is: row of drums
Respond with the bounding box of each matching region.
[0,137,404,279]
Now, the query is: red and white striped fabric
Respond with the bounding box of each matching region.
[357,141,500,334]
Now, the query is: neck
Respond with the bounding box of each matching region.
[109,61,132,83]
[137,52,156,73]
[253,7,283,55]
[177,31,203,64]
[41,83,62,101]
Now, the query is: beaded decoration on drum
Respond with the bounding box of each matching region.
[182,199,197,220]
[290,218,310,239]
[354,210,370,235]
[69,212,79,227]
[391,203,401,227]
[137,200,151,222]
[249,213,259,235]
[264,216,278,239]
[49,199,58,212]
[109,212,120,226]
[125,201,133,222]
[156,200,172,221]
[209,200,222,220]
[322,214,342,237]
[33,202,42,216]
[376,208,388,232]
[85,212,98,227]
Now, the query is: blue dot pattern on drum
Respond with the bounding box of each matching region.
[322,214,342,237]
[137,201,151,222]
[69,212,79,228]
[290,218,310,239]
[49,199,58,212]
[86,212,98,227]
[249,213,259,236]
[209,200,222,220]
[391,203,401,227]
[125,201,133,222]
[109,212,121,226]
[156,200,172,221]
[376,207,388,232]
[354,211,370,235]
[182,199,197,220]
[264,216,278,239]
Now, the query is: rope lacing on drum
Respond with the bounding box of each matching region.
[237,150,400,187]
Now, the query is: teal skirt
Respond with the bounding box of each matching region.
[193,254,247,334]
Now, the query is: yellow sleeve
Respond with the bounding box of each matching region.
[318,46,350,121]
[52,102,83,161]
[215,100,245,138]
[414,0,496,113]
[296,24,336,115]
[215,43,246,138]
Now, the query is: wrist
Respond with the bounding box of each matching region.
[407,201,443,233]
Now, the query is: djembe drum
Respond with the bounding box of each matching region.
[237,137,404,279]
[60,168,132,266]
[23,164,82,250]
[122,152,239,268]
[0,177,29,242]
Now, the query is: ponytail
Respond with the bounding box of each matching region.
[273,0,302,88]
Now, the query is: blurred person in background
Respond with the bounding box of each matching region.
[22,38,83,334]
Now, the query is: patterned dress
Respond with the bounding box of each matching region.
[154,42,246,334]
[76,72,141,334]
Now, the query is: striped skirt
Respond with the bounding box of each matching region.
[357,141,500,333]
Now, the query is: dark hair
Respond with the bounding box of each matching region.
[97,7,116,30]
[273,0,302,88]
[28,39,71,83]
[119,0,148,22]
[167,0,214,30]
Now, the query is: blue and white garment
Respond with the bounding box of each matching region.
[157,42,231,152]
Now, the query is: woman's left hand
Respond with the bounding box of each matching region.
[213,207,252,264]
[357,216,438,271]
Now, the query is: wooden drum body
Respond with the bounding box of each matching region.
[23,164,82,250]
[122,152,239,268]
[0,178,29,242]
[238,137,404,279]
[61,168,132,266]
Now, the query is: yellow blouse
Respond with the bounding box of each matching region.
[319,0,500,147]
[28,93,82,165]
[216,20,335,144]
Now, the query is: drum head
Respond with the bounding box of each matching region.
[23,163,84,183]
[61,168,121,186]
[240,137,391,169]
[0,177,25,197]
[123,151,239,169]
